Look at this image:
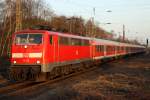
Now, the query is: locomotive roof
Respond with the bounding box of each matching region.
[14,29,47,34]
[48,31,92,40]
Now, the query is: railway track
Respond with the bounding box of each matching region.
[0,76,11,88]
[0,78,8,84]
[0,81,37,97]
[0,65,98,98]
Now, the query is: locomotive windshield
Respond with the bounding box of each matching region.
[15,34,42,44]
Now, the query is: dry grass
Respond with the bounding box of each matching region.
[72,69,150,100]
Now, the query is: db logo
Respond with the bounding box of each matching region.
[23,53,29,58]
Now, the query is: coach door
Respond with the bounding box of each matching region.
[53,35,59,63]
[89,40,94,59]
[48,35,58,63]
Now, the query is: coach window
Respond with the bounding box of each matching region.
[110,46,112,52]
[59,36,69,45]
[109,46,111,52]
[71,38,75,45]
[78,39,82,45]
[112,46,114,51]
[99,45,103,52]
[84,40,89,46]
[112,46,113,51]
[96,45,99,52]
[117,46,119,51]
[118,46,120,51]
[81,40,84,46]
[126,47,128,52]
[122,47,124,51]
[106,46,108,52]
[108,46,111,52]
[113,46,115,52]
[49,35,53,44]
[70,38,81,46]
[75,39,82,46]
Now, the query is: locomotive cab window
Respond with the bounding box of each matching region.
[15,34,28,44]
[15,33,42,45]
[29,34,42,44]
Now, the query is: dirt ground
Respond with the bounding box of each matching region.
[0,54,150,100]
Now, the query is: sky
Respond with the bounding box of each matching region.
[45,0,150,44]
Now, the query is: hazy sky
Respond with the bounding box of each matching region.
[45,0,150,43]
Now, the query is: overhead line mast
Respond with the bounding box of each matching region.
[15,0,22,32]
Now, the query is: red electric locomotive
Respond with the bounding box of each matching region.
[10,27,146,81]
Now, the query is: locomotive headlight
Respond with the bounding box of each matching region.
[13,61,17,64]
[36,60,40,64]
[24,45,28,49]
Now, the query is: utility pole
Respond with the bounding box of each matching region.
[92,7,95,37]
[146,38,149,48]
[146,38,149,54]
[7,0,12,33]
[15,0,22,32]
[123,24,125,42]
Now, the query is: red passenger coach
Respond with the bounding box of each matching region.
[10,28,146,81]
